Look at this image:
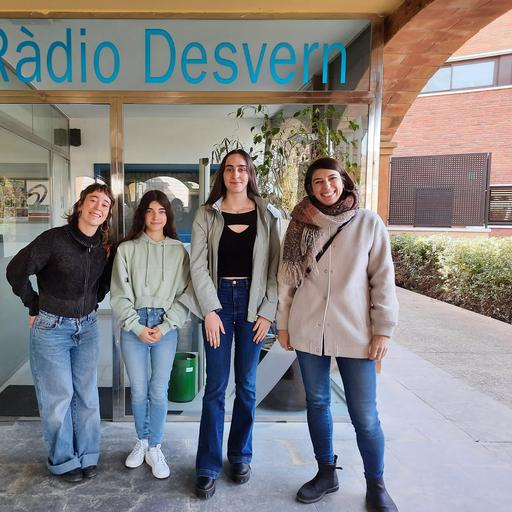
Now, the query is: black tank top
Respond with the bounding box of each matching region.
[218,210,257,277]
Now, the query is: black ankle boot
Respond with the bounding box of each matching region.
[195,477,216,499]
[230,462,251,484]
[296,455,342,504]
[365,477,398,511]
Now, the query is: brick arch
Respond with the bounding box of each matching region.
[381,0,512,143]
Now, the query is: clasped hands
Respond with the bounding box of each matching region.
[138,326,162,344]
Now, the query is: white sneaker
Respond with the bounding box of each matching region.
[145,444,170,479]
[125,439,148,468]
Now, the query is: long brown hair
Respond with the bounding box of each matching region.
[124,189,178,242]
[67,183,115,253]
[206,149,260,205]
[304,157,356,203]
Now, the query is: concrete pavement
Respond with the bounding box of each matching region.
[1,288,511,511]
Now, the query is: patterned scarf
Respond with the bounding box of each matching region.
[279,192,359,287]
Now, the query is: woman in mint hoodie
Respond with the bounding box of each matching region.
[110,189,190,479]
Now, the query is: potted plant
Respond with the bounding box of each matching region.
[212,104,361,213]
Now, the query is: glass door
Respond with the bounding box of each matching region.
[119,104,217,419]
[0,103,115,419]
[0,123,52,417]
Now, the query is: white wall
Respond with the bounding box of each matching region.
[69,106,260,187]
[69,111,110,194]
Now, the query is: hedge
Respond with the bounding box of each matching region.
[390,234,512,324]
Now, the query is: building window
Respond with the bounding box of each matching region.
[421,54,511,94]
[423,67,451,93]
[488,186,512,225]
[451,60,495,89]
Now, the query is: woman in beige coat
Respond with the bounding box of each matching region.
[277,157,399,511]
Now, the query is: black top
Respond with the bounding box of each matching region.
[6,224,112,318]
[218,209,257,278]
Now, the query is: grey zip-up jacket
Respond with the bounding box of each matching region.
[183,196,281,322]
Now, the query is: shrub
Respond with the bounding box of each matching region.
[390,234,447,298]
[442,238,512,323]
[390,234,512,324]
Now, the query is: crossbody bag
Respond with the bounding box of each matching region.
[305,211,357,275]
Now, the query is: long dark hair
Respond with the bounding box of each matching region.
[124,189,178,242]
[67,183,115,253]
[206,149,260,205]
[304,157,355,202]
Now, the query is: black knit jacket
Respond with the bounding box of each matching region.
[6,223,112,318]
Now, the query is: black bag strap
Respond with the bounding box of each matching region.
[305,212,357,275]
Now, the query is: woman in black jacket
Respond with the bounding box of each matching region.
[6,183,114,483]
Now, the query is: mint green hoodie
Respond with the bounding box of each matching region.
[110,232,190,336]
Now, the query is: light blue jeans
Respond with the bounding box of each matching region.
[29,309,100,475]
[296,350,385,479]
[121,308,177,447]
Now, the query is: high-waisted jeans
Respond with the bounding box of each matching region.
[29,309,100,474]
[296,350,385,479]
[121,308,178,447]
[196,279,263,479]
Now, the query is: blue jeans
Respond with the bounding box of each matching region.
[121,308,177,447]
[29,310,100,475]
[196,279,262,479]
[296,350,385,479]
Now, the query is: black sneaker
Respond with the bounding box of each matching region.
[61,468,83,483]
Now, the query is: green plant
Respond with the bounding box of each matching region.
[390,234,512,324]
[211,104,360,212]
[442,238,512,323]
[391,234,448,297]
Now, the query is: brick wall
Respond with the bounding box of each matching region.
[453,10,512,57]
[392,88,512,185]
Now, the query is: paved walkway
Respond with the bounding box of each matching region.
[1,289,511,511]
[394,288,512,408]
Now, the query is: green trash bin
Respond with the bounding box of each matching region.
[168,352,197,402]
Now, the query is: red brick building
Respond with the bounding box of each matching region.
[390,10,512,237]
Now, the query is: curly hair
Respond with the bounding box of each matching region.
[66,183,115,254]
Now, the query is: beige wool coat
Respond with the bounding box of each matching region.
[276,208,399,359]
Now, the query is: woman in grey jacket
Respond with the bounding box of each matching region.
[190,149,280,499]
[277,158,399,511]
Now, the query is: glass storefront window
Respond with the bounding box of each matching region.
[0,126,51,414]
[0,15,378,422]
[119,103,368,420]
[0,104,114,419]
